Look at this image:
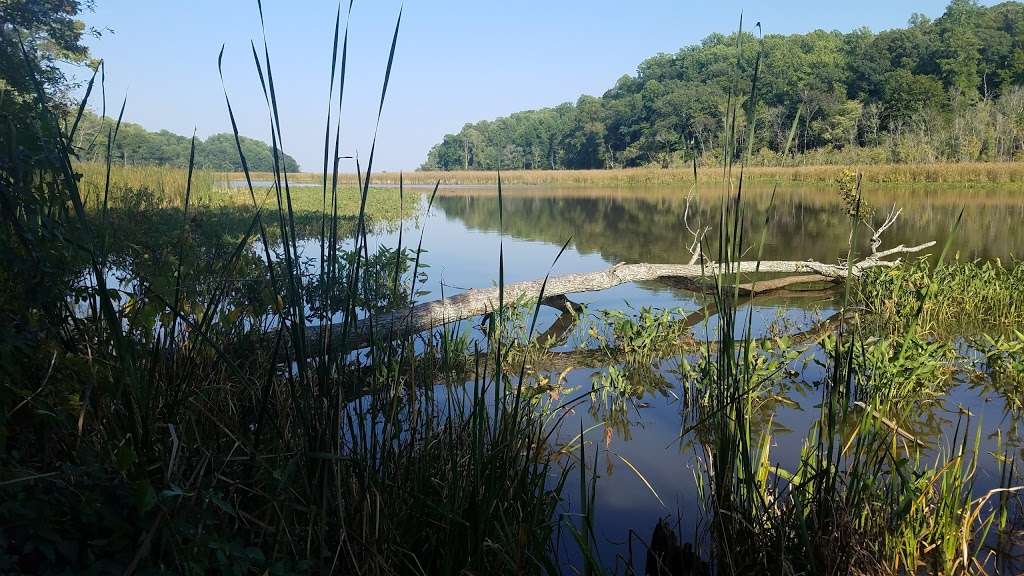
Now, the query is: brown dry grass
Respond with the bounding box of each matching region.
[226,162,1024,188]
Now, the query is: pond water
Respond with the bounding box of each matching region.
[192,179,1024,568]
[356,181,1024,569]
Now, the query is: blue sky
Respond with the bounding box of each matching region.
[74,1,982,171]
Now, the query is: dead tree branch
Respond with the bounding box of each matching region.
[302,238,931,353]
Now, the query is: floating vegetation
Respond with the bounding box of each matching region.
[974,331,1024,411]
[856,258,1024,336]
[596,306,696,366]
[825,333,956,406]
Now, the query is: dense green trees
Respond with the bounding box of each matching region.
[0,0,94,159]
[423,1,1024,170]
[0,1,93,105]
[72,111,301,171]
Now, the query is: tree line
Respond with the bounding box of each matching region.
[422,1,1024,170]
[72,111,300,172]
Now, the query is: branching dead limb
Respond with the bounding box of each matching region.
[287,207,933,355]
[305,239,931,353]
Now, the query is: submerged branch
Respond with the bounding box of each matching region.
[528,301,846,373]
[339,300,846,401]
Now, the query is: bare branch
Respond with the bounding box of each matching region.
[682,193,710,265]
[867,204,902,255]
[866,241,936,262]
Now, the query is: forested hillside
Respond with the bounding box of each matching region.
[422,1,1024,170]
[72,111,300,172]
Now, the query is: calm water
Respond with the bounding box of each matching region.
[362,182,1024,568]
[219,180,1024,567]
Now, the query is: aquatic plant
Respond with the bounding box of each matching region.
[670,19,1023,575]
[974,331,1024,411]
[856,257,1024,336]
[683,181,1018,576]
[598,306,695,366]
[822,332,955,406]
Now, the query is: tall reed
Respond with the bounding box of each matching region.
[0,4,567,574]
[675,18,1020,575]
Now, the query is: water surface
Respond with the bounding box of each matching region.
[388,182,1024,568]
[231,179,1024,568]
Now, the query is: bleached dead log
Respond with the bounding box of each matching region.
[307,240,934,353]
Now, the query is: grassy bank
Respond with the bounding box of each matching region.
[232,161,1024,188]
[77,162,409,221]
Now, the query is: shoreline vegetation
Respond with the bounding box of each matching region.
[76,162,409,223]
[5,1,1024,574]
[229,161,1024,187]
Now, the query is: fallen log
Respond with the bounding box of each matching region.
[304,239,934,353]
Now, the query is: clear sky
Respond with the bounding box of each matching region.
[72,1,986,172]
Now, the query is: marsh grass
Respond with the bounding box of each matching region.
[76,161,224,207]
[1,6,568,575]
[77,161,409,224]
[242,161,1024,188]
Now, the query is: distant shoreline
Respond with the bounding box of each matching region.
[227,162,1024,188]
